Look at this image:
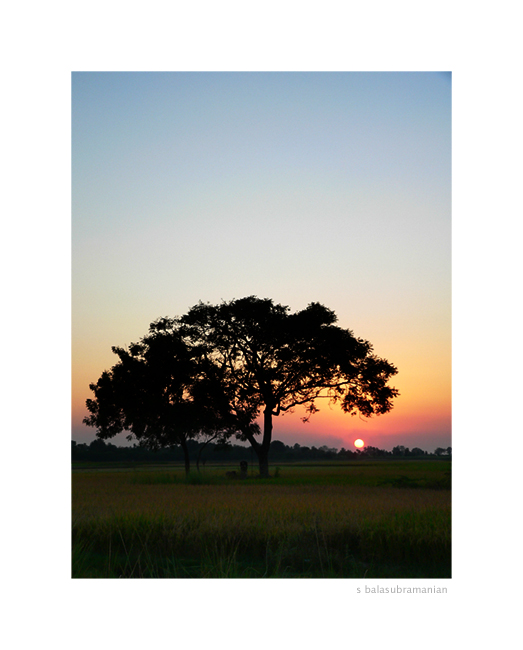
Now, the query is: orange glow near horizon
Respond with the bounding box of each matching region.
[72,349,451,451]
[72,73,450,453]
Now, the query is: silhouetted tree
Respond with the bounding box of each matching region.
[84,297,398,477]
[362,445,387,458]
[83,320,241,474]
[392,445,406,456]
[270,440,287,456]
[179,297,399,477]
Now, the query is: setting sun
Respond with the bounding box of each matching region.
[354,439,365,448]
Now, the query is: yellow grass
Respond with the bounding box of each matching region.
[73,470,450,528]
[72,466,451,578]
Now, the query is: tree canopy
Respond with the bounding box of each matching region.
[83,318,242,474]
[84,296,399,477]
[178,296,399,476]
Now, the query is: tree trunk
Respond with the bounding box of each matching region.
[257,406,273,478]
[241,417,271,478]
[179,436,190,476]
[257,444,270,479]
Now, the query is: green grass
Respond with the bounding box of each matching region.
[116,460,450,487]
[72,461,451,579]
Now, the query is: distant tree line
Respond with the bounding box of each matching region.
[72,438,451,464]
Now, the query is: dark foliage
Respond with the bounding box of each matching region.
[83,296,400,476]
[178,297,399,476]
[83,321,244,474]
[72,439,448,464]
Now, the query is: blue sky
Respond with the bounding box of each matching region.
[72,71,451,450]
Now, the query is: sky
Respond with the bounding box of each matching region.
[72,71,451,452]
